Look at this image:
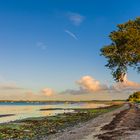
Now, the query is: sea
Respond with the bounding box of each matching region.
[0,102,108,123]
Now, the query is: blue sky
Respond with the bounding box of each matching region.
[0,0,140,100]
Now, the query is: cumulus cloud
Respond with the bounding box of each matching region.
[62,75,140,95]
[1,75,139,100]
[112,74,140,91]
[77,76,108,92]
[0,78,56,100]
[41,88,55,96]
[65,30,78,40]
[62,76,108,95]
[67,12,85,26]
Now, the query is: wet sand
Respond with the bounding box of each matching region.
[46,103,140,140]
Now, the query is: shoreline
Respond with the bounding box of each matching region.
[0,103,122,139]
[0,114,15,118]
[50,103,140,140]
[97,103,140,140]
[46,103,128,140]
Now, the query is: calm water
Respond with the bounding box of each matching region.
[0,102,108,123]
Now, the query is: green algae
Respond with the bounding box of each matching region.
[0,104,122,139]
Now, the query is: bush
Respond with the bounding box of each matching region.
[127,91,140,102]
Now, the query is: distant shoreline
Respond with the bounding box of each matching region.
[0,114,15,118]
[0,100,125,103]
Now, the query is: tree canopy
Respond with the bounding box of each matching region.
[127,91,140,102]
[101,17,140,82]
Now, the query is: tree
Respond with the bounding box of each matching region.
[101,17,140,82]
[127,91,140,102]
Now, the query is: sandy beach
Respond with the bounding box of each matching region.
[1,103,140,140]
[45,103,140,140]
[0,103,121,139]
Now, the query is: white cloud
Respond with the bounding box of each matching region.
[77,76,107,92]
[62,76,108,95]
[37,42,47,50]
[67,12,85,26]
[0,82,23,90]
[78,75,140,94]
[0,83,56,100]
[62,75,140,96]
[65,30,78,40]
[41,88,55,96]
[112,74,140,91]
[61,87,88,95]
[0,75,139,100]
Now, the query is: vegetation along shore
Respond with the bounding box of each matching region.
[0,103,122,139]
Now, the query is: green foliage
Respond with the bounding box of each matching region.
[101,17,140,82]
[127,91,140,102]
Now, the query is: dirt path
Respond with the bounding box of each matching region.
[46,103,140,140]
[97,103,140,140]
[46,104,129,140]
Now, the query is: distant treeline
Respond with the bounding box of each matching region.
[0,100,125,103]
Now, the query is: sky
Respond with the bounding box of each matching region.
[0,0,140,100]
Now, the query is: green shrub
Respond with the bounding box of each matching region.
[127,91,140,102]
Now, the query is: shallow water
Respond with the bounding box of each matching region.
[0,102,108,123]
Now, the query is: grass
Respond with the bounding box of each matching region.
[0,104,122,139]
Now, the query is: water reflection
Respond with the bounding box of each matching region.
[0,103,108,123]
